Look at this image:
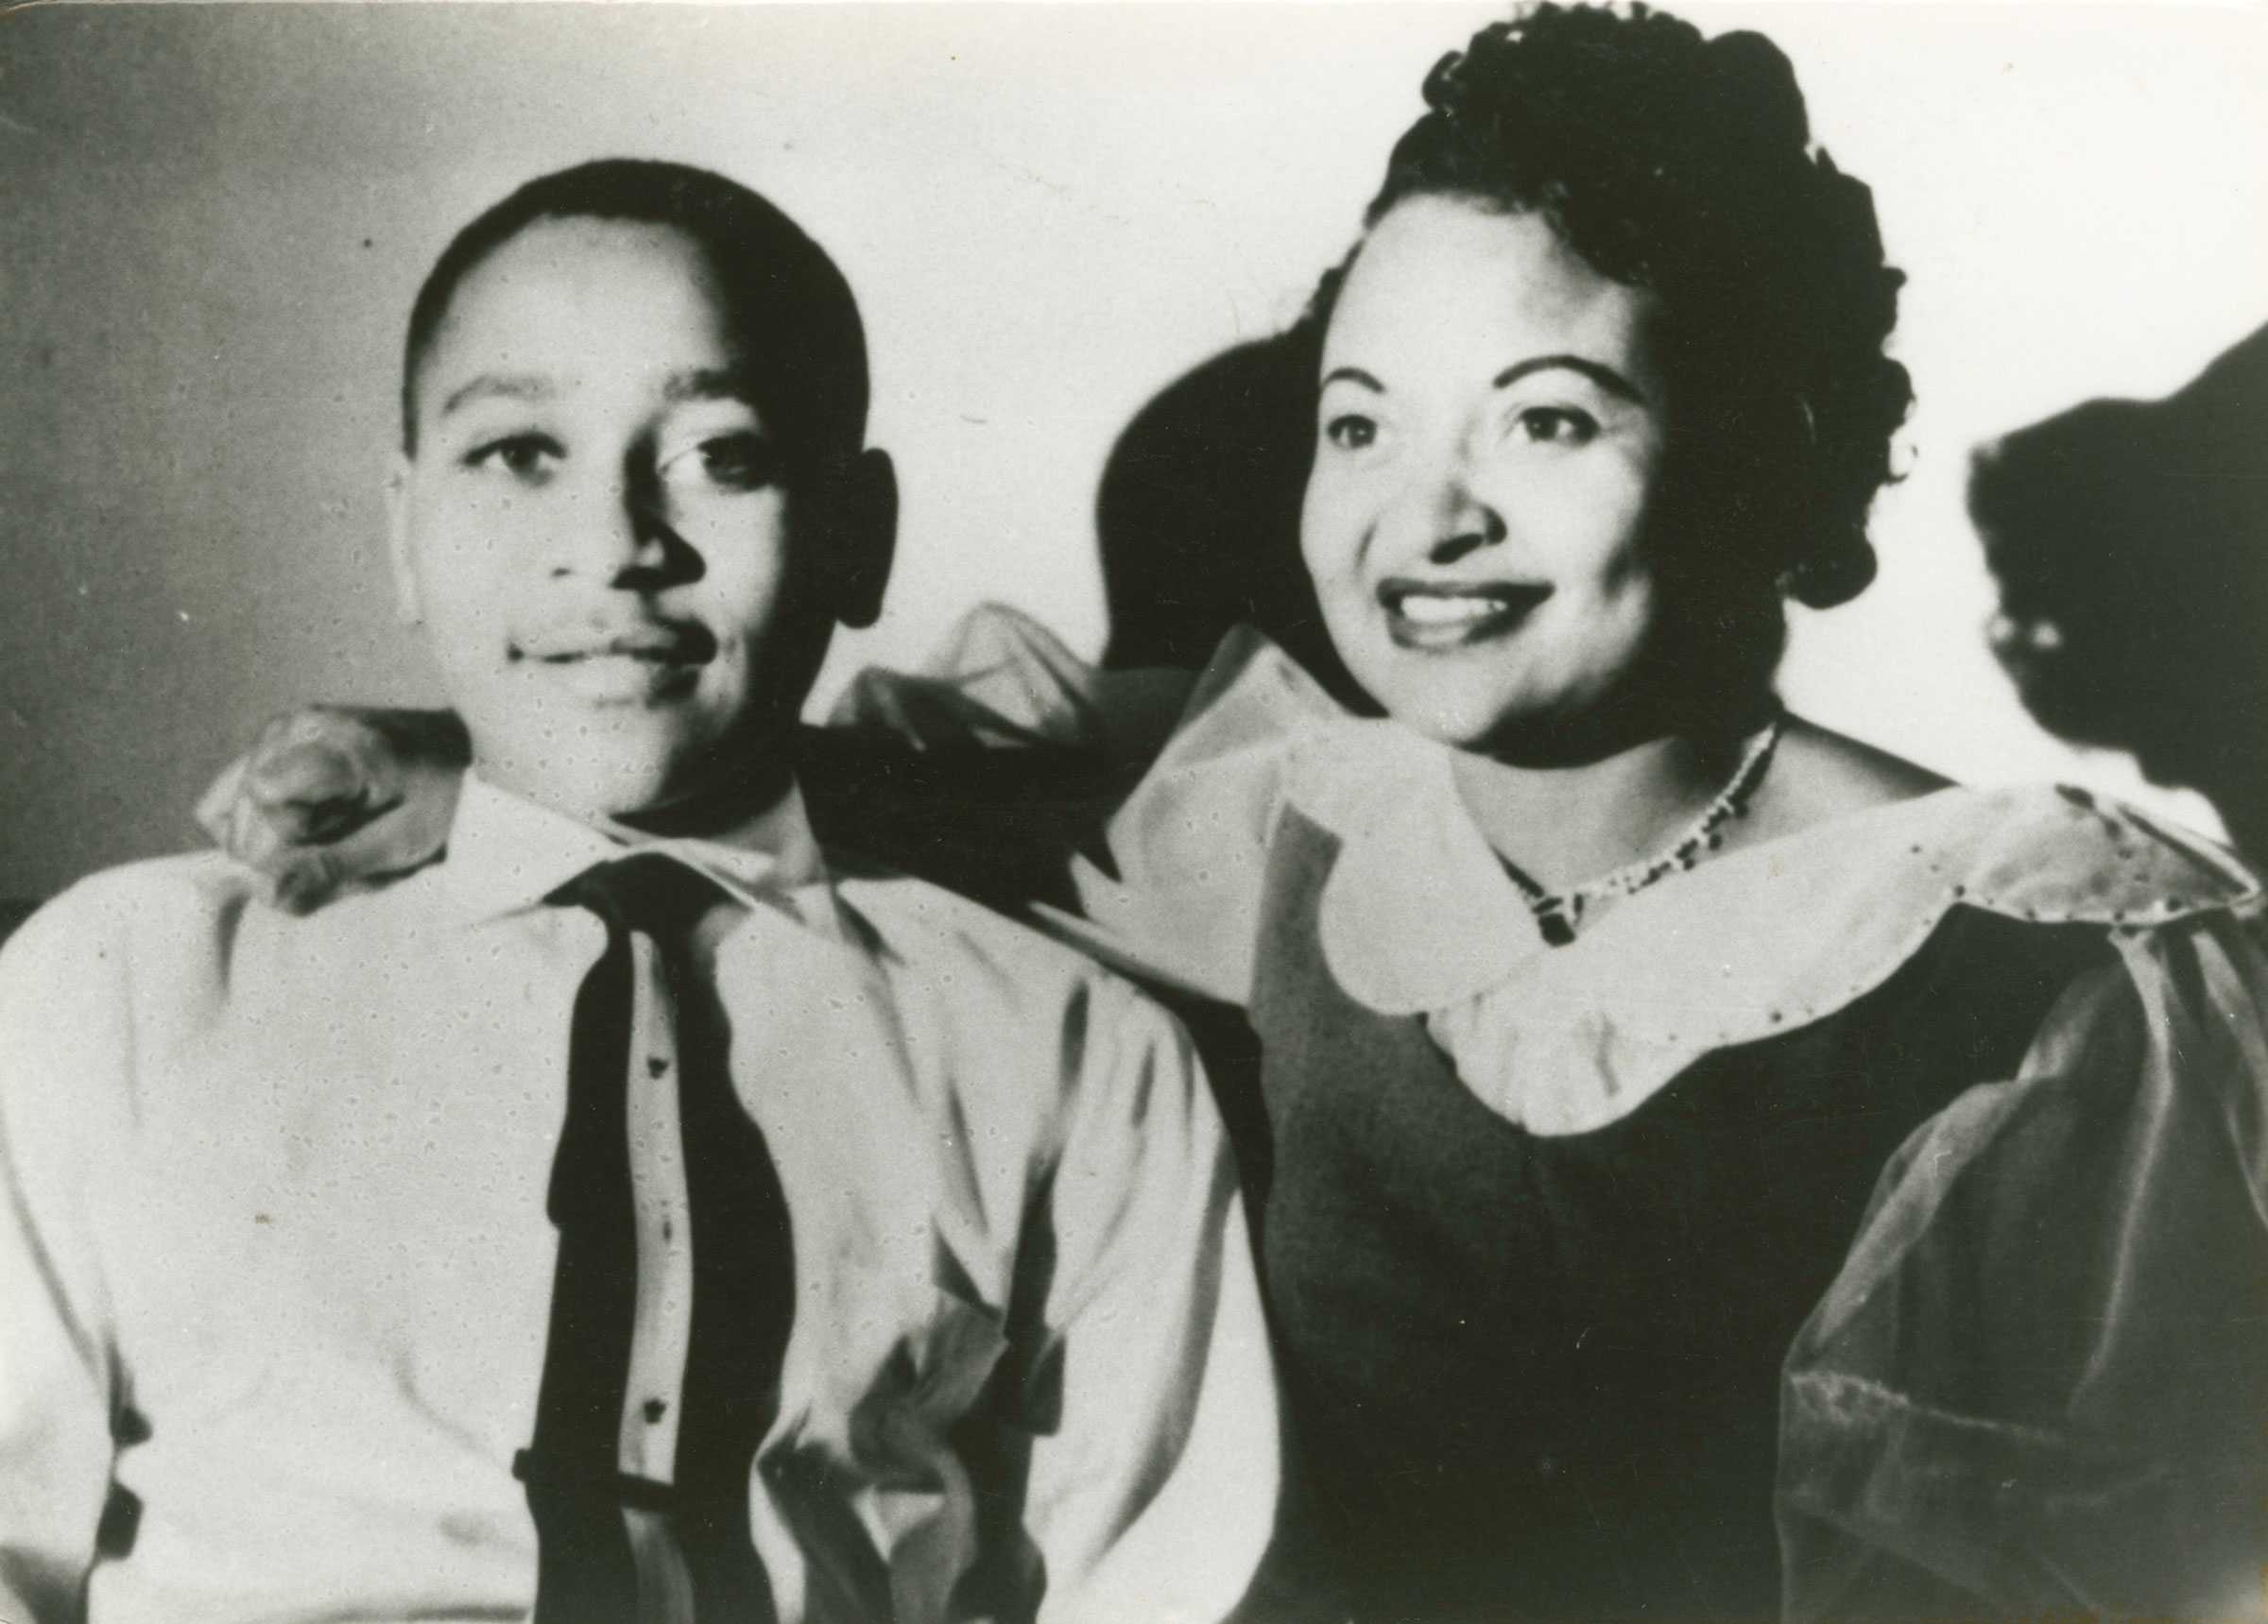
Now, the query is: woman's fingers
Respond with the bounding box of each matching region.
[198,707,411,885]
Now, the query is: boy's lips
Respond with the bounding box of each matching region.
[1378,578,1552,650]
[511,623,716,704]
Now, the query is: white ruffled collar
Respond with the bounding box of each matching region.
[1280,712,2259,1136]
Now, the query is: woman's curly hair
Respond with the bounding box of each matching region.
[1315,2,1912,665]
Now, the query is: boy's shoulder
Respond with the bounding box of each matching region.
[819,863,1217,1171]
[833,860,1138,988]
[6,852,262,969]
[0,855,279,1096]
[830,862,1180,1040]
[3,849,448,1001]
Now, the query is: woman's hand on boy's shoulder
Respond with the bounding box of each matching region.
[196,707,469,915]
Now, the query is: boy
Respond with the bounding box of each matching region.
[0,160,1274,1623]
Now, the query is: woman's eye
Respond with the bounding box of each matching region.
[1324,414,1379,451]
[466,435,560,480]
[1514,406,1600,447]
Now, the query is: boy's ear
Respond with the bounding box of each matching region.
[384,453,422,626]
[829,447,897,631]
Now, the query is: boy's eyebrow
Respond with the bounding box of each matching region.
[1320,366,1385,393]
[434,368,761,419]
[662,368,762,406]
[1493,355,1646,403]
[438,373,556,419]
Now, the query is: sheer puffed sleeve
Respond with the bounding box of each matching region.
[805,605,1200,914]
[827,602,1195,759]
[1061,627,1342,1006]
[1778,906,2268,1619]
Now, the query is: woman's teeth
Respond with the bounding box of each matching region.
[1397,594,1503,626]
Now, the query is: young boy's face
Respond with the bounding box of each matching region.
[389,216,835,824]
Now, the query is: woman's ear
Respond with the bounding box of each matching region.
[384,452,424,627]
[828,447,898,630]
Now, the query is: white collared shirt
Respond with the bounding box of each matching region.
[0,776,1277,1623]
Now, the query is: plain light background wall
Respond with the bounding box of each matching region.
[3,2,2262,900]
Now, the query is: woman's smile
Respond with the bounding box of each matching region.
[1379,578,1553,649]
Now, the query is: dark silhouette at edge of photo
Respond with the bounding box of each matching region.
[1970,320,2268,863]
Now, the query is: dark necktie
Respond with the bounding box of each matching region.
[520,852,794,1624]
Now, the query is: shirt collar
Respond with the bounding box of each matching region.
[439,771,836,932]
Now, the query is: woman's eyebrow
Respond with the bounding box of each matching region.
[1320,366,1386,393]
[1493,354,1644,402]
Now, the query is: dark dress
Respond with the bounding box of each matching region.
[1238,808,2114,1620]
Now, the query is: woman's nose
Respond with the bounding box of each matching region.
[1394,442,1505,566]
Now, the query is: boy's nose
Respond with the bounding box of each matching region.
[551,478,669,581]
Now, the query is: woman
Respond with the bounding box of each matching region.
[206,6,2268,1615]
[1057,10,2266,1617]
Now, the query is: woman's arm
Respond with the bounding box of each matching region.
[1777,909,2268,1618]
[194,706,469,913]
[198,606,1192,912]
[195,607,1327,996]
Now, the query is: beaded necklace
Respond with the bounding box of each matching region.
[1501,709,1785,947]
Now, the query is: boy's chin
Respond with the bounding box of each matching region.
[479,734,794,832]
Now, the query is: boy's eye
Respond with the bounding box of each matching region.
[688,432,781,493]
[1514,406,1600,447]
[1324,413,1380,451]
[466,434,561,479]
[659,430,780,497]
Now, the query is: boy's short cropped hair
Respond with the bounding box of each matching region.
[401,158,869,475]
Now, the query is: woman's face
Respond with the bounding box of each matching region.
[1302,195,1673,755]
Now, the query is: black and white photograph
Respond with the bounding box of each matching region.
[3,3,2265,1618]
